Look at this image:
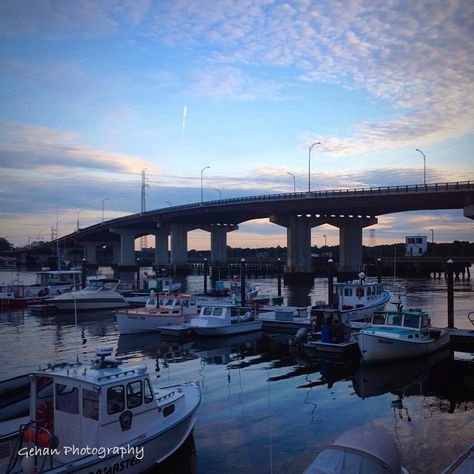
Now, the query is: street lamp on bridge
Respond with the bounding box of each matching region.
[214,188,222,199]
[322,234,327,247]
[308,141,321,192]
[286,172,296,193]
[416,148,426,185]
[201,166,210,203]
[101,198,109,223]
[76,210,83,231]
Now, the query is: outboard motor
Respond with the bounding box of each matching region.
[289,327,308,347]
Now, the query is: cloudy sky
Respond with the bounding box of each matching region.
[0,0,473,249]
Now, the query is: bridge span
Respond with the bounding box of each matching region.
[5,181,474,279]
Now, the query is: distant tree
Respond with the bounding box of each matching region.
[0,237,13,251]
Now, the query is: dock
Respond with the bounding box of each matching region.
[303,337,360,356]
[447,327,474,351]
[160,324,195,338]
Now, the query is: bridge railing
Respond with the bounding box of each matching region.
[141,180,472,215]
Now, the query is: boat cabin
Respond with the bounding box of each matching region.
[144,294,197,315]
[371,310,430,331]
[335,281,385,310]
[197,305,253,323]
[22,348,174,463]
[35,270,82,288]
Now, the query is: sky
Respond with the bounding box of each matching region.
[0,0,473,250]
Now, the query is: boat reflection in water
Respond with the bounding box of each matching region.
[353,346,451,399]
[190,331,262,365]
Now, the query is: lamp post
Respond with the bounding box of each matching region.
[76,210,83,231]
[101,198,109,223]
[200,166,210,203]
[430,228,434,243]
[323,234,327,247]
[286,172,296,193]
[165,201,172,208]
[416,148,426,185]
[214,188,222,199]
[308,141,321,192]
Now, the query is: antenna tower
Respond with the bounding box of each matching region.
[140,169,150,250]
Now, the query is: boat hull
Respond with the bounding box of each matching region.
[341,290,391,322]
[116,313,191,334]
[53,298,129,311]
[355,329,450,363]
[192,320,262,336]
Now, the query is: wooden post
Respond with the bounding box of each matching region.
[328,258,334,307]
[376,258,382,284]
[203,258,208,294]
[447,259,454,328]
[81,259,87,289]
[277,258,282,297]
[240,258,246,305]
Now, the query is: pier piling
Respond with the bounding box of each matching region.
[447,259,454,328]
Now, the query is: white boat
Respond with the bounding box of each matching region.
[334,274,391,325]
[190,304,262,337]
[0,347,200,474]
[116,294,199,334]
[47,278,129,311]
[304,425,408,473]
[354,308,450,364]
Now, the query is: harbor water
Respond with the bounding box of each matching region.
[0,269,473,473]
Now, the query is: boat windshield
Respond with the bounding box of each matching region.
[403,313,421,329]
[386,313,402,326]
[372,313,386,325]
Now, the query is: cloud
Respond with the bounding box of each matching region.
[0,121,151,173]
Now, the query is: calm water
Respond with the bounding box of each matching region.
[1,269,473,474]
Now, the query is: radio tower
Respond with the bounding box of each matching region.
[140,169,150,250]
[369,229,376,256]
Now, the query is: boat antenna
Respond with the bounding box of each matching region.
[73,263,79,365]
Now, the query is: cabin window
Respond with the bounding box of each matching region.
[377,286,381,295]
[107,386,125,415]
[36,376,53,399]
[367,287,372,296]
[182,299,189,307]
[127,381,142,409]
[403,314,419,329]
[420,316,429,329]
[144,379,153,404]
[387,314,402,326]
[163,404,175,417]
[56,383,79,414]
[373,313,386,325]
[213,307,223,316]
[344,288,352,297]
[190,299,196,306]
[83,389,99,420]
[203,307,213,316]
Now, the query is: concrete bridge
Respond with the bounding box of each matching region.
[5,181,474,279]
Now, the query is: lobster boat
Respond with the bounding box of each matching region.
[0,347,200,474]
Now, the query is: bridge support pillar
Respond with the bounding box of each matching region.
[109,228,136,266]
[464,205,474,220]
[200,224,238,264]
[331,216,377,278]
[270,215,318,275]
[154,229,169,267]
[83,242,98,265]
[110,242,121,265]
[170,224,190,274]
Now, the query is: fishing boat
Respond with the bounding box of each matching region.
[0,271,82,309]
[334,274,391,325]
[116,294,199,334]
[303,425,408,473]
[0,347,201,474]
[206,279,259,301]
[190,304,262,337]
[46,278,128,311]
[354,307,450,364]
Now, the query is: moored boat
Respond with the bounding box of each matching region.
[303,425,408,473]
[354,308,450,364]
[46,278,128,311]
[190,304,262,336]
[116,294,199,334]
[0,347,201,474]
